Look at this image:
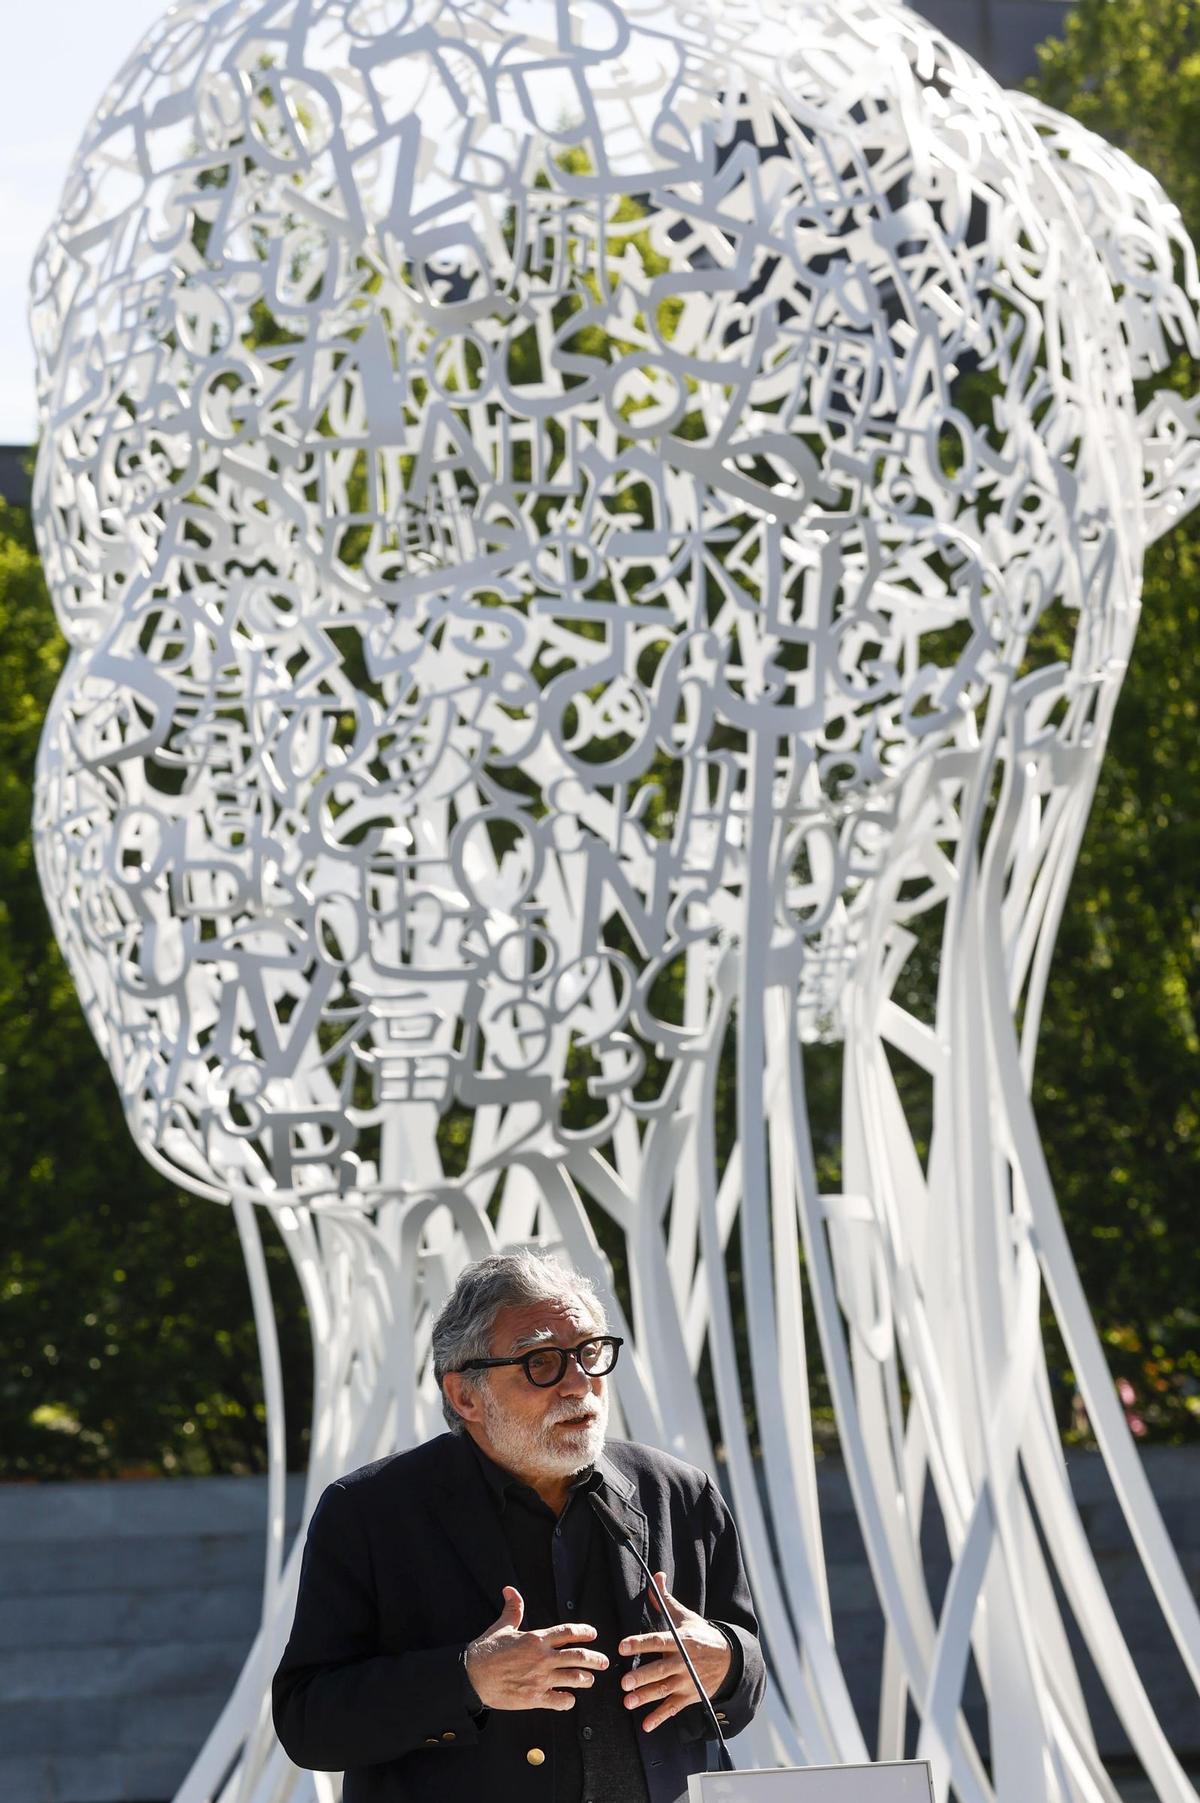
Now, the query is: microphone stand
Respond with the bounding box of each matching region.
[587,1490,735,1774]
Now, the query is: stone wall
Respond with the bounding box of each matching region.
[0,1451,1195,1803]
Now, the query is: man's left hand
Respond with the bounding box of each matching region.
[617,1571,732,1731]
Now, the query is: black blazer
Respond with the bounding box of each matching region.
[273,1432,766,1803]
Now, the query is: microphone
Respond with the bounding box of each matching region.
[587,1489,734,1773]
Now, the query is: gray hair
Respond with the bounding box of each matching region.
[432,1249,607,1433]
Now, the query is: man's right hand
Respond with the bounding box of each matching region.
[464,1586,608,1711]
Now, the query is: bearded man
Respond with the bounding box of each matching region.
[273,1250,766,1802]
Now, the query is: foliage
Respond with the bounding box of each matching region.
[1029,0,1200,1439]
[0,498,311,1478]
[2,6,1198,1479]
[1033,0,1200,230]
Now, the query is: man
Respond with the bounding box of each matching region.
[273,1249,766,1802]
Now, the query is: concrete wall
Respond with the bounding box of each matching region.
[0,1452,1195,1803]
[0,445,33,510]
[0,1474,305,1803]
[914,0,1073,86]
[820,1448,1200,1762]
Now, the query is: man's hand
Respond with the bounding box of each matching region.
[618,1571,732,1732]
[464,1586,609,1712]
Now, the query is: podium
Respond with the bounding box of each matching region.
[688,1760,936,1802]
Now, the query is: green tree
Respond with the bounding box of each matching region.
[0,497,311,1478]
[1029,0,1200,1439]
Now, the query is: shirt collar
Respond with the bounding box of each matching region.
[466,1433,604,1513]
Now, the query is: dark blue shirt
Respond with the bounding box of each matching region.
[464,1438,651,1803]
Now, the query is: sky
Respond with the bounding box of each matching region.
[0,0,168,444]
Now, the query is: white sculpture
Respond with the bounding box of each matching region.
[29,3,1200,1801]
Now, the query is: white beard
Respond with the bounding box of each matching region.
[479,1381,609,1483]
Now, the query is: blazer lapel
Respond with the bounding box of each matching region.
[429,1435,517,1616]
[427,1438,655,1639]
[595,1451,656,1643]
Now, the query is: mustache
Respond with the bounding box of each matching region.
[544,1404,603,1427]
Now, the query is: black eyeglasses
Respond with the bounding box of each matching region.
[455,1335,624,1388]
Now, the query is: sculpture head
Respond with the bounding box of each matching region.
[31,0,1200,1202]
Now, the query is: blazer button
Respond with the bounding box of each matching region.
[423,1737,438,1746]
[442,1731,456,1741]
[715,1713,728,1723]
[526,1747,546,1766]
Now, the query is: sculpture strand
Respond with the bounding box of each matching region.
[29,3,1200,1800]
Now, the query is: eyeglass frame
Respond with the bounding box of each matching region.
[452,1334,624,1388]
